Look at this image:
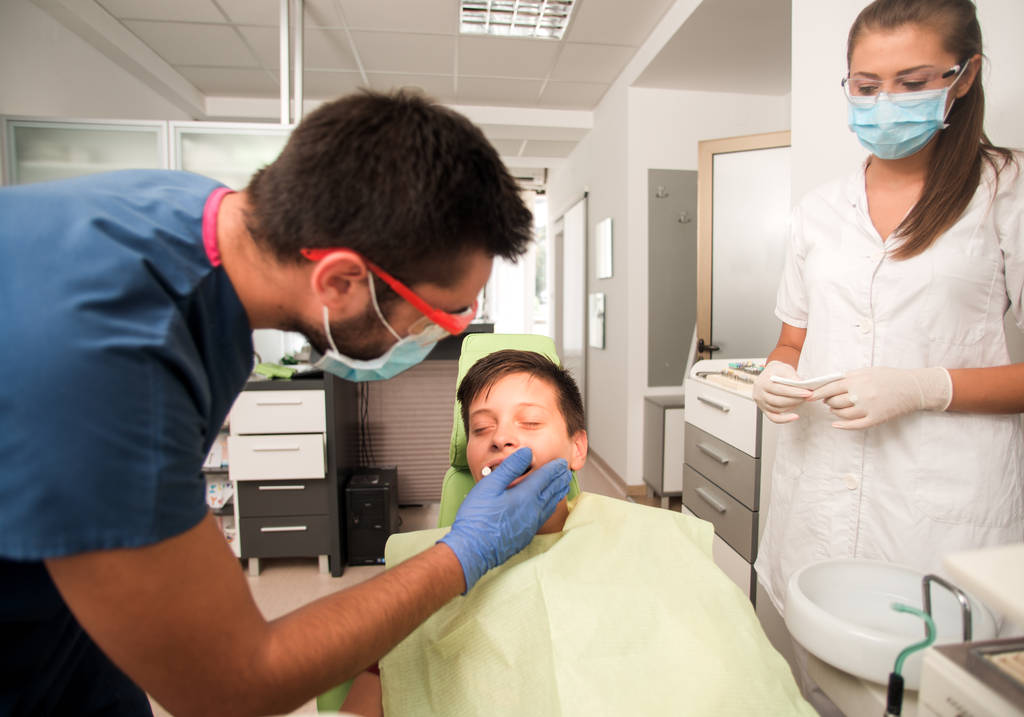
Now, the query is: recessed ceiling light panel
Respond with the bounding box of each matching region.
[460,1,577,40]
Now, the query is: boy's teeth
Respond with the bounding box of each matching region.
[481,466,492,476]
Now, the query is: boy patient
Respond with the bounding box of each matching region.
[342,349,812,716]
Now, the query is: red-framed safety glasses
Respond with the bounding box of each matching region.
[300,248,478,336]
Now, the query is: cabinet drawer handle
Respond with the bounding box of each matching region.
[260,525,308,533]
[256,399,304,406]
[253,445,301,452]
[696,487,727,514]
[697,442,730,465]
[697,395,731,413]
[258,484,305,491]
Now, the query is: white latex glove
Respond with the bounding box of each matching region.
[752,361,811,423]
[809,366,952,430]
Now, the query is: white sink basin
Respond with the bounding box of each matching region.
[785,558,996,690]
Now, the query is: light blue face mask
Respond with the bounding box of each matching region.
[846,59,968,161]
[315,274,439,382]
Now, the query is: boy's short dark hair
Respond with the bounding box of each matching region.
[457,349,585,437]
[245,89,532,288]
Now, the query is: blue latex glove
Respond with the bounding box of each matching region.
[439,447,571,593]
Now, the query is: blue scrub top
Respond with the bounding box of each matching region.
[0,170,254,715]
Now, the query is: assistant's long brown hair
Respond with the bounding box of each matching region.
[848,0,1016,260]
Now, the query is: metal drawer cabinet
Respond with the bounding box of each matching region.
[229,383,334,575]
[683,465,758,562]
[684,424,761,510]
[236,479,328,517]
[239,515,331,559]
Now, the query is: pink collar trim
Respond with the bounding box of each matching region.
[202,187,234,267]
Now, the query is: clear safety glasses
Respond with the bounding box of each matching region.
[841,62,964,106]
[300,248,478,344]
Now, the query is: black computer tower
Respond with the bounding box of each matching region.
[345,467,399,565]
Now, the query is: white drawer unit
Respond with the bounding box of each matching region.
[684,379,761,457]
[228,434,325,481]
[228,383,336,576]
[683,359,775,603]
[230,389,326,435]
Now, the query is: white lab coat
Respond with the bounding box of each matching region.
[755,154,1024,614]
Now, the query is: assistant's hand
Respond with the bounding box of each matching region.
[752,361,811,423]
[809,366,952,430]
[438,447,571,593]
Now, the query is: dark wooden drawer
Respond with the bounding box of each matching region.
[237,479,328,518]
[239,514,330,559]
[683,465,758,562]
[684,423,761,510]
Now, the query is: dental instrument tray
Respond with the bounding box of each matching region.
[691,359,765,396]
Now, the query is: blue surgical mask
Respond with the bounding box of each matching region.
[315,274,439,382]
[847,86,955,160]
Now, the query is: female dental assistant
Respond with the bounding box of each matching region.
[752,0,1024,617]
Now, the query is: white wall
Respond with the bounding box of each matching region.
[547,63,791,485]
[547,81,631,476]
[791,0,1024,203]
[0,0,191,120]
[623,88,789,482]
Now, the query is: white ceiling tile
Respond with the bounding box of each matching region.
[351,31,455,75]
[215,0,277,26]
[482,124,589,142]
[457,77,543,105]
[303,28,362,69]
[303,0,345,28]
[366,73,456,103]
[176,66,278,96]
[302,70,367,99]
[238,26,361,71]
[564,0,674,46]
[98,0,225,23]
[488,138,526,156]
[551,42,634,83]
[339,0,458,34]
[123,20,259,67]
[537,80,607,109]
[217,0,342,27]
[235,26,278,67]
[521,139,577,158]
[457,35,561,79]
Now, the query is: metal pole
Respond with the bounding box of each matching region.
[293,0,304,123]
[279,0,291,125]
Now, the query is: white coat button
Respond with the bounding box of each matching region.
[844,474,860,490]
[858,318,873,334]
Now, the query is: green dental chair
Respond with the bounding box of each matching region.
[317,333,580,712]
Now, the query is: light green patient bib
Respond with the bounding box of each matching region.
[380,493,814,716]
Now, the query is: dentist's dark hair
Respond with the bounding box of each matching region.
[847,0,1015,260]
[457,350,585,437]
[244,89,532,286]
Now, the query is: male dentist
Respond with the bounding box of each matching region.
[0,90,571,716]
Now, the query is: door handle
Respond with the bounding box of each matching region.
[697,338,720,354]
[697,442,730,465]
[697,395,731,413]
[260,525,308,533]
[258,484,305,491]
[696,487,727,514]
[253,445,301,452]
[256,399,304,406]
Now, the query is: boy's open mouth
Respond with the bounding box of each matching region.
[483,459,534,487]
